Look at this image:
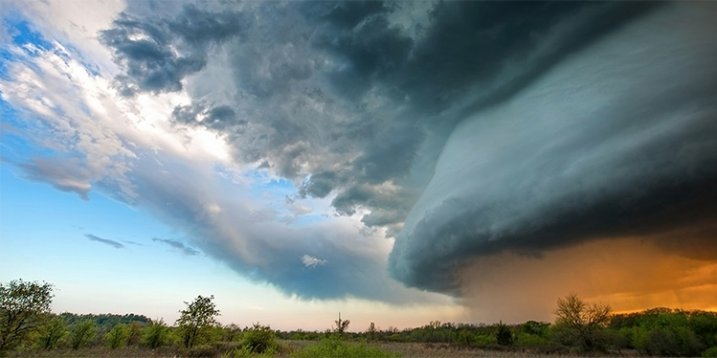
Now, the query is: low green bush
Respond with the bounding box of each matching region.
[702,346,717,357]
[243,324,277,354]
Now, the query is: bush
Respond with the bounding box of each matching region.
[143,319,169,349]
[292,338,398,358]
[521,321,549,336]
[472,334,495,347]
[703,346,717,357]
[243,323,277,354]
[635,325,703,356]
[36,317,67,350]
[104,323,129,349]
[69,320,96,349]
[126,321,144,346]
[515,332,549,349]
[496,323,513,346]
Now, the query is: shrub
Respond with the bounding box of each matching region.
[143,319,169,349]
[515,332,550,349]
[104,323,128,349]
[703,346,717,357]
[243,323,277,354]
[126,321,144,346]
[69,320,97,349]
[496,322,514,346]
[36,317,67,350]
[635,325,703,356]
[521,321,549,336]
[473,334,495,347]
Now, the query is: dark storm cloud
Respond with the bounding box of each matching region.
[86,234,124,249]
[390,2,717,293]
[410,2,656,112]
[313,1,656,113]
[100,4,246,95]
[102,1,717,299]
[172,103,243,131]
[152,237,200,256]
[299,171,338,198]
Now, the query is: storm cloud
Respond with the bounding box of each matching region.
[100,4,246,95]
[389,3,717,293]
[98,1,717,296]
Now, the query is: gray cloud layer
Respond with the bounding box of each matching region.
[58,1,717,297]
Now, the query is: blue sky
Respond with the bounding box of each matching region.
[2,0,716,327]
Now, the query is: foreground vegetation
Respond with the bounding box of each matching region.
[2,279,717,357]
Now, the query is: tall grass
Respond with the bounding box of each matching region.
[292,337,398,358]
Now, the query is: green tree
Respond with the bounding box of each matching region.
[176,295,220,348]
[37,317,67,350]
[104,323,128,349]
[0,279,53,354]
[553,294,611,351]
[142,319,169,349]
[70,320,97,349]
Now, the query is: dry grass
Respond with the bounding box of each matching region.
[9,346,177,357]
[8,341,629,357]
[375,342,575,358]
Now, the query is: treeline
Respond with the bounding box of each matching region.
[306,309,716,356]
[277,299,717,357]
[3,279,717,357]
[58,312,150,330]
[0,279,396,357]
